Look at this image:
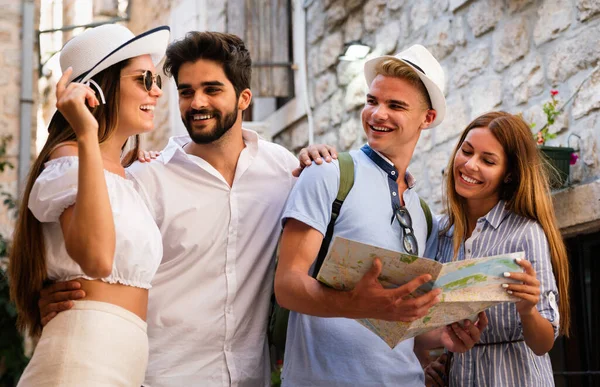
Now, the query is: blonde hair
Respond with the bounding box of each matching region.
[443,111,570,336]
[9,60,139,336]
[374,59,432,110]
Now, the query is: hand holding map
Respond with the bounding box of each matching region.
[316,237,523,348]
[347,257,442,322]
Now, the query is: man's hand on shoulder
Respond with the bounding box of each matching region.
[136,150,161,163]
[39,280,85,326]
[293,144,338,177]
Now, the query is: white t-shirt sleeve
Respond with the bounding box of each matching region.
[281,160,340,237]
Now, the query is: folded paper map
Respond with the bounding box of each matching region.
[316,236,523,348]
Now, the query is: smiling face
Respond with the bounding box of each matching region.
[453,126,508,207]
[176,59,251,144]
[117,55,162,136]
[361,74,434,159]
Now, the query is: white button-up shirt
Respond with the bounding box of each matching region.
[126,129,298,387]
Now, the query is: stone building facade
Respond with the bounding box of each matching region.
[2,0,598,381]
[0,0,39,243]
[272,0,600,236]
[6,0,599,247]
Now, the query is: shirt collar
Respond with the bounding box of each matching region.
[360,144,416,189]
[160,135,191,164]
[483,200,511,230]
[161,127,260,164]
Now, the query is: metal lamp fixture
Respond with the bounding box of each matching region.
[339,41,371,61]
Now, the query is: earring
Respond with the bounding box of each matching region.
[504,177,512,183]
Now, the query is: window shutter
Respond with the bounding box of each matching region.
[93,0,119,17]
[227,0,291,97]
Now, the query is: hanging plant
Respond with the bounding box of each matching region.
[532,90,560,146]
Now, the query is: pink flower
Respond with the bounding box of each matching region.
[536,132,544,145]
[570,153,579,165]
[550,89,559,96]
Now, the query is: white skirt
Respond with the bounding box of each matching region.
[18,300,148,387]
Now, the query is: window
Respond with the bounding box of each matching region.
[228,0,306,139]
[550,231,600,386]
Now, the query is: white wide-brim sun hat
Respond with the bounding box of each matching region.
[364,44,446,128]
[60,24,170,84]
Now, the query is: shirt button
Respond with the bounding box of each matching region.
[476,228,482,232]
[392,192,397,196]
[391,171,396,176]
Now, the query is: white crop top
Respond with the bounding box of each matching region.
[28,156,162,289]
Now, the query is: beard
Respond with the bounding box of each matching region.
[182,105,238,144]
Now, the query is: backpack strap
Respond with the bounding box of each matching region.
[419,196,432,240]
[311,152,355,278]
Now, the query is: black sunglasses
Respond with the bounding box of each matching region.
[121,70,162,91]
[394,205,419,256]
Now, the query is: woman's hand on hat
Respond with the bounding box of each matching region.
[56,67,100,139]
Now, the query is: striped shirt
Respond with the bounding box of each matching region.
[435,200,560,387]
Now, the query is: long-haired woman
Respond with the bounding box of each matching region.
[10,24,169,386]
[429,111,569,386]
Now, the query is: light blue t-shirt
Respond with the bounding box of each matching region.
[281,148,437,387]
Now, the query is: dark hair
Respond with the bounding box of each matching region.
[163,31,252,97]
[9,59,137,336]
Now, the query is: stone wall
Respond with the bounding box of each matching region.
[126,0,179,150]
[25,0,600,233]
[274,0,600,223]
[0,0,39,240]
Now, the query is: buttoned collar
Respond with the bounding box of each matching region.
[161,127,260,164]
[360,144,416,188]
[443,200,511,237]
[482,200,511,230]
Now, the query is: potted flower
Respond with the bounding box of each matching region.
[532,90,576,189]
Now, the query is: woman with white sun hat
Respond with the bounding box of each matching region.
[10,23,169,386]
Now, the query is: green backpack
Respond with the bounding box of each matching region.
[268,152,433,352]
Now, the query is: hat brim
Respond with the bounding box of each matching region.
[364,55,446,128]
[74,26,170,84]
